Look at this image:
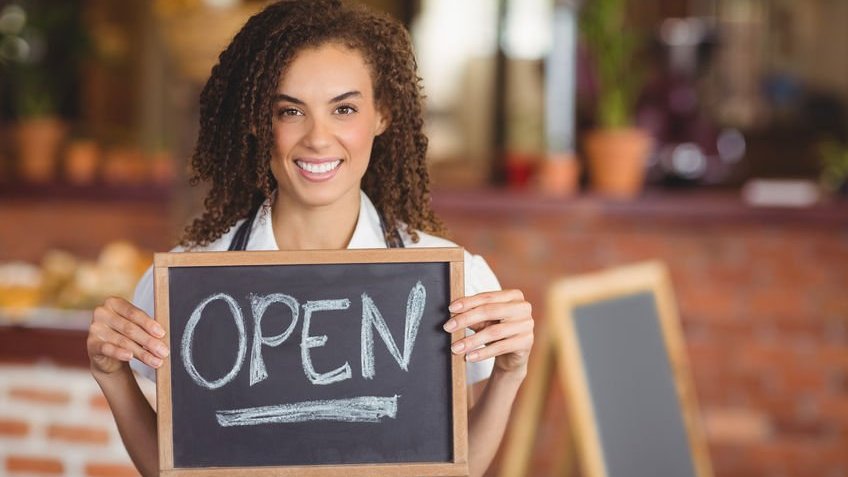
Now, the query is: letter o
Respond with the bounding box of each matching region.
[182,293,247,389]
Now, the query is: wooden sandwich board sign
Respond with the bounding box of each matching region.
[497,322,577,477]
[153,248,469,476]
[500,261,713,477]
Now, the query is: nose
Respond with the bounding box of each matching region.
[302,115,332,151]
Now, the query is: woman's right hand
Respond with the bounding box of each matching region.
[87,296,169,377]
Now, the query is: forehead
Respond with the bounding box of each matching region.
[276,42,375,95]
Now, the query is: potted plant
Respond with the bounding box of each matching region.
[0,2,85,183]
[580,0,651,198]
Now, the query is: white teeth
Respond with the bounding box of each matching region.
[296,160,341,174]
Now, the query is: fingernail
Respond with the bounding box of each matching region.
[467,351,479,362]
[451,342,465,353]
[443,319,457,332]
[156,345,170,358]
[449,302,462,312]
[150,357,163,368]
[153,325,165,338]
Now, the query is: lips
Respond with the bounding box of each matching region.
[294,159,342,182]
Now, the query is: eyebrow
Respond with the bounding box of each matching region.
[273,91,362,105]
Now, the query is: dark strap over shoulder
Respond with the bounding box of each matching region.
[380,213,405,249]
[227,205,405,251]
[227,205,260,251]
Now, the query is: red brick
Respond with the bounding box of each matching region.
[0,418,28,437]
[47,424,110,445]
[819,398,848,425]
[9,387,71,405]
[6,456,64,474]
[85,463,141,477]
[677,284,741,320]
[747,287,808,317]
[89,394,111,412]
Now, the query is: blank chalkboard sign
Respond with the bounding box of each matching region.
[153,248,468,477]
[500,262,712,477]
[547,261,712,477]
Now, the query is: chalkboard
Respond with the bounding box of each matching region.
[549,261,713,477]
[153,248,469,477]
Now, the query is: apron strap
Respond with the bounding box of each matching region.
[227,205,260,251]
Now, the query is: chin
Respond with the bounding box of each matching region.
[288,185,354,208]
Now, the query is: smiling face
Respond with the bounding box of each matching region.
[269,42,387,211]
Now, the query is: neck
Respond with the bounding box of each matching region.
[271,191,361,250]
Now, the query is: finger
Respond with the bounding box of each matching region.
[99,305,169,359]
[466,333,534,362]
[99,342,133,362]
[105,296,165,339]
[444,300,532,332]
[97,325,164,368]
[87,322,133,361]
[450,319,532,355]
[449,289,524,314]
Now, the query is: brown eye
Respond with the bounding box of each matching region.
[335,105,357,115]
[277,108,303,118]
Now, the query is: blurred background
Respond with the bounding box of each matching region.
[0,0,846,475]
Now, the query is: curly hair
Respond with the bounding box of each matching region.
[180,0,445,248]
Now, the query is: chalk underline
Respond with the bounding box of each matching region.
[215,395,400,427]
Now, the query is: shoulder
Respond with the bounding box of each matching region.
[402,230,501,296]
[131,220,244,316]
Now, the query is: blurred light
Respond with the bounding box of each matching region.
[19,29,43,63]
[717,128,746,163]
[202,0,240,8]
[0,4,26,36]
[503,0,552,59]
[412,0,497,109]
[660,17,704,47]
[670,143,706,179]
[0,35,28,62]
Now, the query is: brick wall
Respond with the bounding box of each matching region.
[0,364,153,477]
[432,192,848,477]
[1,192,846,476]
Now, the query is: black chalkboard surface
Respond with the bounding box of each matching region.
[153,248,469,477]
[550,261,713,477]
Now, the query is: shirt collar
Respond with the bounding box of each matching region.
[248,190,388,251]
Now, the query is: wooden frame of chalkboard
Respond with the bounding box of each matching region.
[548,261,713,477]
[153,248,469,476]
[497,320,577,477]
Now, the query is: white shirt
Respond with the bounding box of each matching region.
[130,191,499,384]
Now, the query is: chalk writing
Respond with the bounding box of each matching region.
[249,293,299,386]
[215,395,400,426]
[361,281,425,379]
[180,281,428,392]
[302,299,353,385]
[182,293,247,390]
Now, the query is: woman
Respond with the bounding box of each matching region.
[87,1,533,475]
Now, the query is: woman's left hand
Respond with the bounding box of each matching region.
[444,289,534,375]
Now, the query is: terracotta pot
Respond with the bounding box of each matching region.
[150,150,176,185]
[538,153,581,197]
[64,140,100,185]
[584,128,652,199]
[103,147,151,185]
[16,117,67,183]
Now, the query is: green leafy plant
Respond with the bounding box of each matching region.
[0,1,87,119]
[819,139,848,194]
[580,0,643,129]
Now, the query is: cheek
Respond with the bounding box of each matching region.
[271,124,297,158]
[338,121,377,157]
